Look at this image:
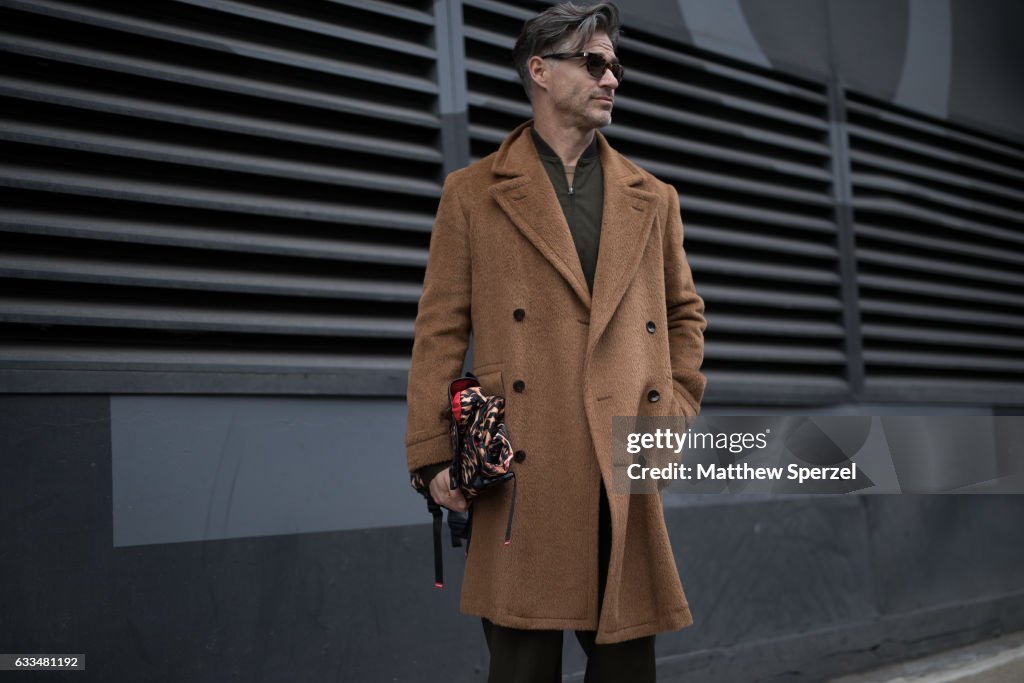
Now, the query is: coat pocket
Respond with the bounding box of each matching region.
[472,362,505,398]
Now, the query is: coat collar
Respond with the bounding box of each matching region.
[488,120,659,348]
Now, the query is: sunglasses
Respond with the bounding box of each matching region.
[540,51,624,82]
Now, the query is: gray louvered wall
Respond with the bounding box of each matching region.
[0,0,442,394]
[846,92,1024,405]
[1,0,1022,406]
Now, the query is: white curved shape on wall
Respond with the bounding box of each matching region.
[894,0,952,118]
[678,0,771,67]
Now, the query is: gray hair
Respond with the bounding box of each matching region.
[512,2,622,99]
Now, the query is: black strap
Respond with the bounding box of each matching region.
[503,473,517,545]
[427,498,444,588]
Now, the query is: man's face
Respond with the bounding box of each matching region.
[544,29,620,130]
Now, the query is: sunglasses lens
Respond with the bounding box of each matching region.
[585,53,623,81]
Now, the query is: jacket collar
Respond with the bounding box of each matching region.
[529,126,599,162]
[488,121,659,350]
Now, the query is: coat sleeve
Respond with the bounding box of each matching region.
[405,173,472,474]
[662,183,708,415]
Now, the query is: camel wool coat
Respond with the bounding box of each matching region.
[405,120,707,644]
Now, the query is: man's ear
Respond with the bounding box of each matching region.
[527,55,549,95]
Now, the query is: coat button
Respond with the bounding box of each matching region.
[647,389,660,403]
[513,380,525,393]
[514,450,526,463]
[646,321,656,334]
[513,308,525,321]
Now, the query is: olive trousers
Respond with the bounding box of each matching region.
[480,485,657,683]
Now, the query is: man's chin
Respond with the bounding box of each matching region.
[585,110,613,129]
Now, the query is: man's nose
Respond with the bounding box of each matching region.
[597,67,619,90]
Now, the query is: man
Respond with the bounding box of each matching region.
[404,3,707,681]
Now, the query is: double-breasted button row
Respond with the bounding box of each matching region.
[512,309,527,394]
[645,318,660,403]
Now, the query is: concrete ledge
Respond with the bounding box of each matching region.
[827,630,1024,683]
[567,589,1024,683]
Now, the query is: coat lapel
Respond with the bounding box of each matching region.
[587,133,659,352]
[487,122,659,329]
[489,122,592,309]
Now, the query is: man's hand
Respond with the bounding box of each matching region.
[429,468,468,512]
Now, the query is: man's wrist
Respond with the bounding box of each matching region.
[418,461,451,484]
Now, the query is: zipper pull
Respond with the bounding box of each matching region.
[568,185,575,196]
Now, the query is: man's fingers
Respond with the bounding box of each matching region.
[448,490,469,512]
[428,471,468,512]
[438,489,468,513]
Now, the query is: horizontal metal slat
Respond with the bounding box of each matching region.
[0,77,444,163]
[858,273,1024,308]
[0,210,429,266]
[862,377,1024,404]
[697,284,842,312]
[850,146,1024,205]
[606,107,831,166]
[685,224,838,260]
[856,246,1022,289]
[860,324,1023,352]
[678,196,836,234]
[174,0,436,55]
[631,155,833,208]
[6,0,439,89]
[462,23,514,51]
[0,296,415,338]
[0,164,437,231]
[461,0,533,22]
[2,34,441,129]
[692,255,839,285]
[855,222,1024,268]
[624,68,828,134]
[859,299,1024,331]
[619,37,827,107]
[846,124,1024,186]
[705,342,845,365]
[852,197,1024,247]
[846,97,1024,164]
[853,171,1023,225]
[706,372,850,400]
[606,118,831,180]
[0,120,443,197]
[325,0,435,25]
[705,314,845,339]
[467,91,532,119]
[0,252,425,302]
[0,343,413,374]
[863,350,1024,373]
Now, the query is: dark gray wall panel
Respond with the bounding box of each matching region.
[5,395,1024,681]
[824,0,911,103]
[950,0,1024,142]
[0,395,116,674]
[867,495,1024,614]
[111,395,424,546]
